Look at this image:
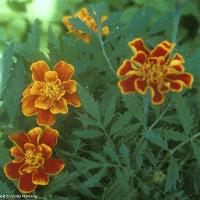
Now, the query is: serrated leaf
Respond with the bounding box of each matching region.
[45,171,79,195]
[165,157,179,192]
[103,142,120,164]
[76,116,100,127]
[82,168,106,188]
[48,26,61,66]
[0,180,14,195]
[103,94,118,127]
[192,142,200,168]
[4,59,26,125]
[27,19,41,50]
[157,128,189,142]
[119,143,130,168]
[0,141,11,169]
[78,85,101,121]
[174,94,193,134]
[0,44,14,98]
[144,130,168,150]
[110,111,133,135]
[74,158,108,170]
[116,168,129,192]
[69,17,95,37]
[122,95,145,125]
[73,129,104,139]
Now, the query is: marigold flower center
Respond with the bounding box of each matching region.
[41,82,61,99]
[142,62,167,85]
[25,150,43,168]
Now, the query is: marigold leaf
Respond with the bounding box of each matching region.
[78,84,101,122]
[82,167,106,188]
[192,142,200,168]
[110,111,133,135]
[119,143,130,168]
[144,130,168,150]
[165,157,179,192]
[72,129,104,139]
[103,94,118,127]
[0,180,14,195]
[4,59,26,125]
[174,94,193,134]
[45,171,79,195]
[0,44,14,98]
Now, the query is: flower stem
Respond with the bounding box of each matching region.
[158,131,200,169]
[97,24,116,75]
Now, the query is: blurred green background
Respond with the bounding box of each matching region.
[0,0,200,53]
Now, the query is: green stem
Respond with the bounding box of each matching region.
[148,101,172,131]
[97,25,116,75]
[158,132,200,169]
[101,125,115,147]
[136,101,172,147]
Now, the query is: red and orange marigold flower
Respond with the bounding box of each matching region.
[4,127,64,193]
[117,38,194,105]
[21,60,81,126]
[62,7,109,43]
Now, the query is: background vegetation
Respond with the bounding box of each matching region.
[1,0,200,199]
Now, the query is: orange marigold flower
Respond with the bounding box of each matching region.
[117,38,194,105]
[4,127,64,193]
[21,61,81,126]
[62,7,109,43]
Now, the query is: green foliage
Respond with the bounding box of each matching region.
[4,59,26,125]
[1,0,200,199]
[165,157,180,192]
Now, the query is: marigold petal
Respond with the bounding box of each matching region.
[150,41,175,58]
[44,71,58,82]
[150,85,165,105]
[79,33,91,43]
[39,126,59,148]
[40,144,52,159]
[30,81,42,95]
[23,83,33,97]
[165,73,193,88]
[117,60,135,77]
[128,38,150,56]
[171,65,185,73]
[10,146,24,158]
[62,16,72,26]
[169,81,183,92]
[118,75,139,94]
[21,95,38,116]
[18,172,36,193]
[24,143,36,152]
[131,51,147,65]
[4,161,23,180]
[62,80,77,94]
[173,53,185,63]
[27,127,42,146]
[54,61,74,81]
[102,26,109,35]
[50,98,68,114]
[35,96,53,110]
[64,93,81,107]
[32,170,49,185]
[43,159,64,175]
[134,79,148,95]
[159,84,170,93]
[37,109,55,126]
[30,61,49,81]
[9,133,30,151]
